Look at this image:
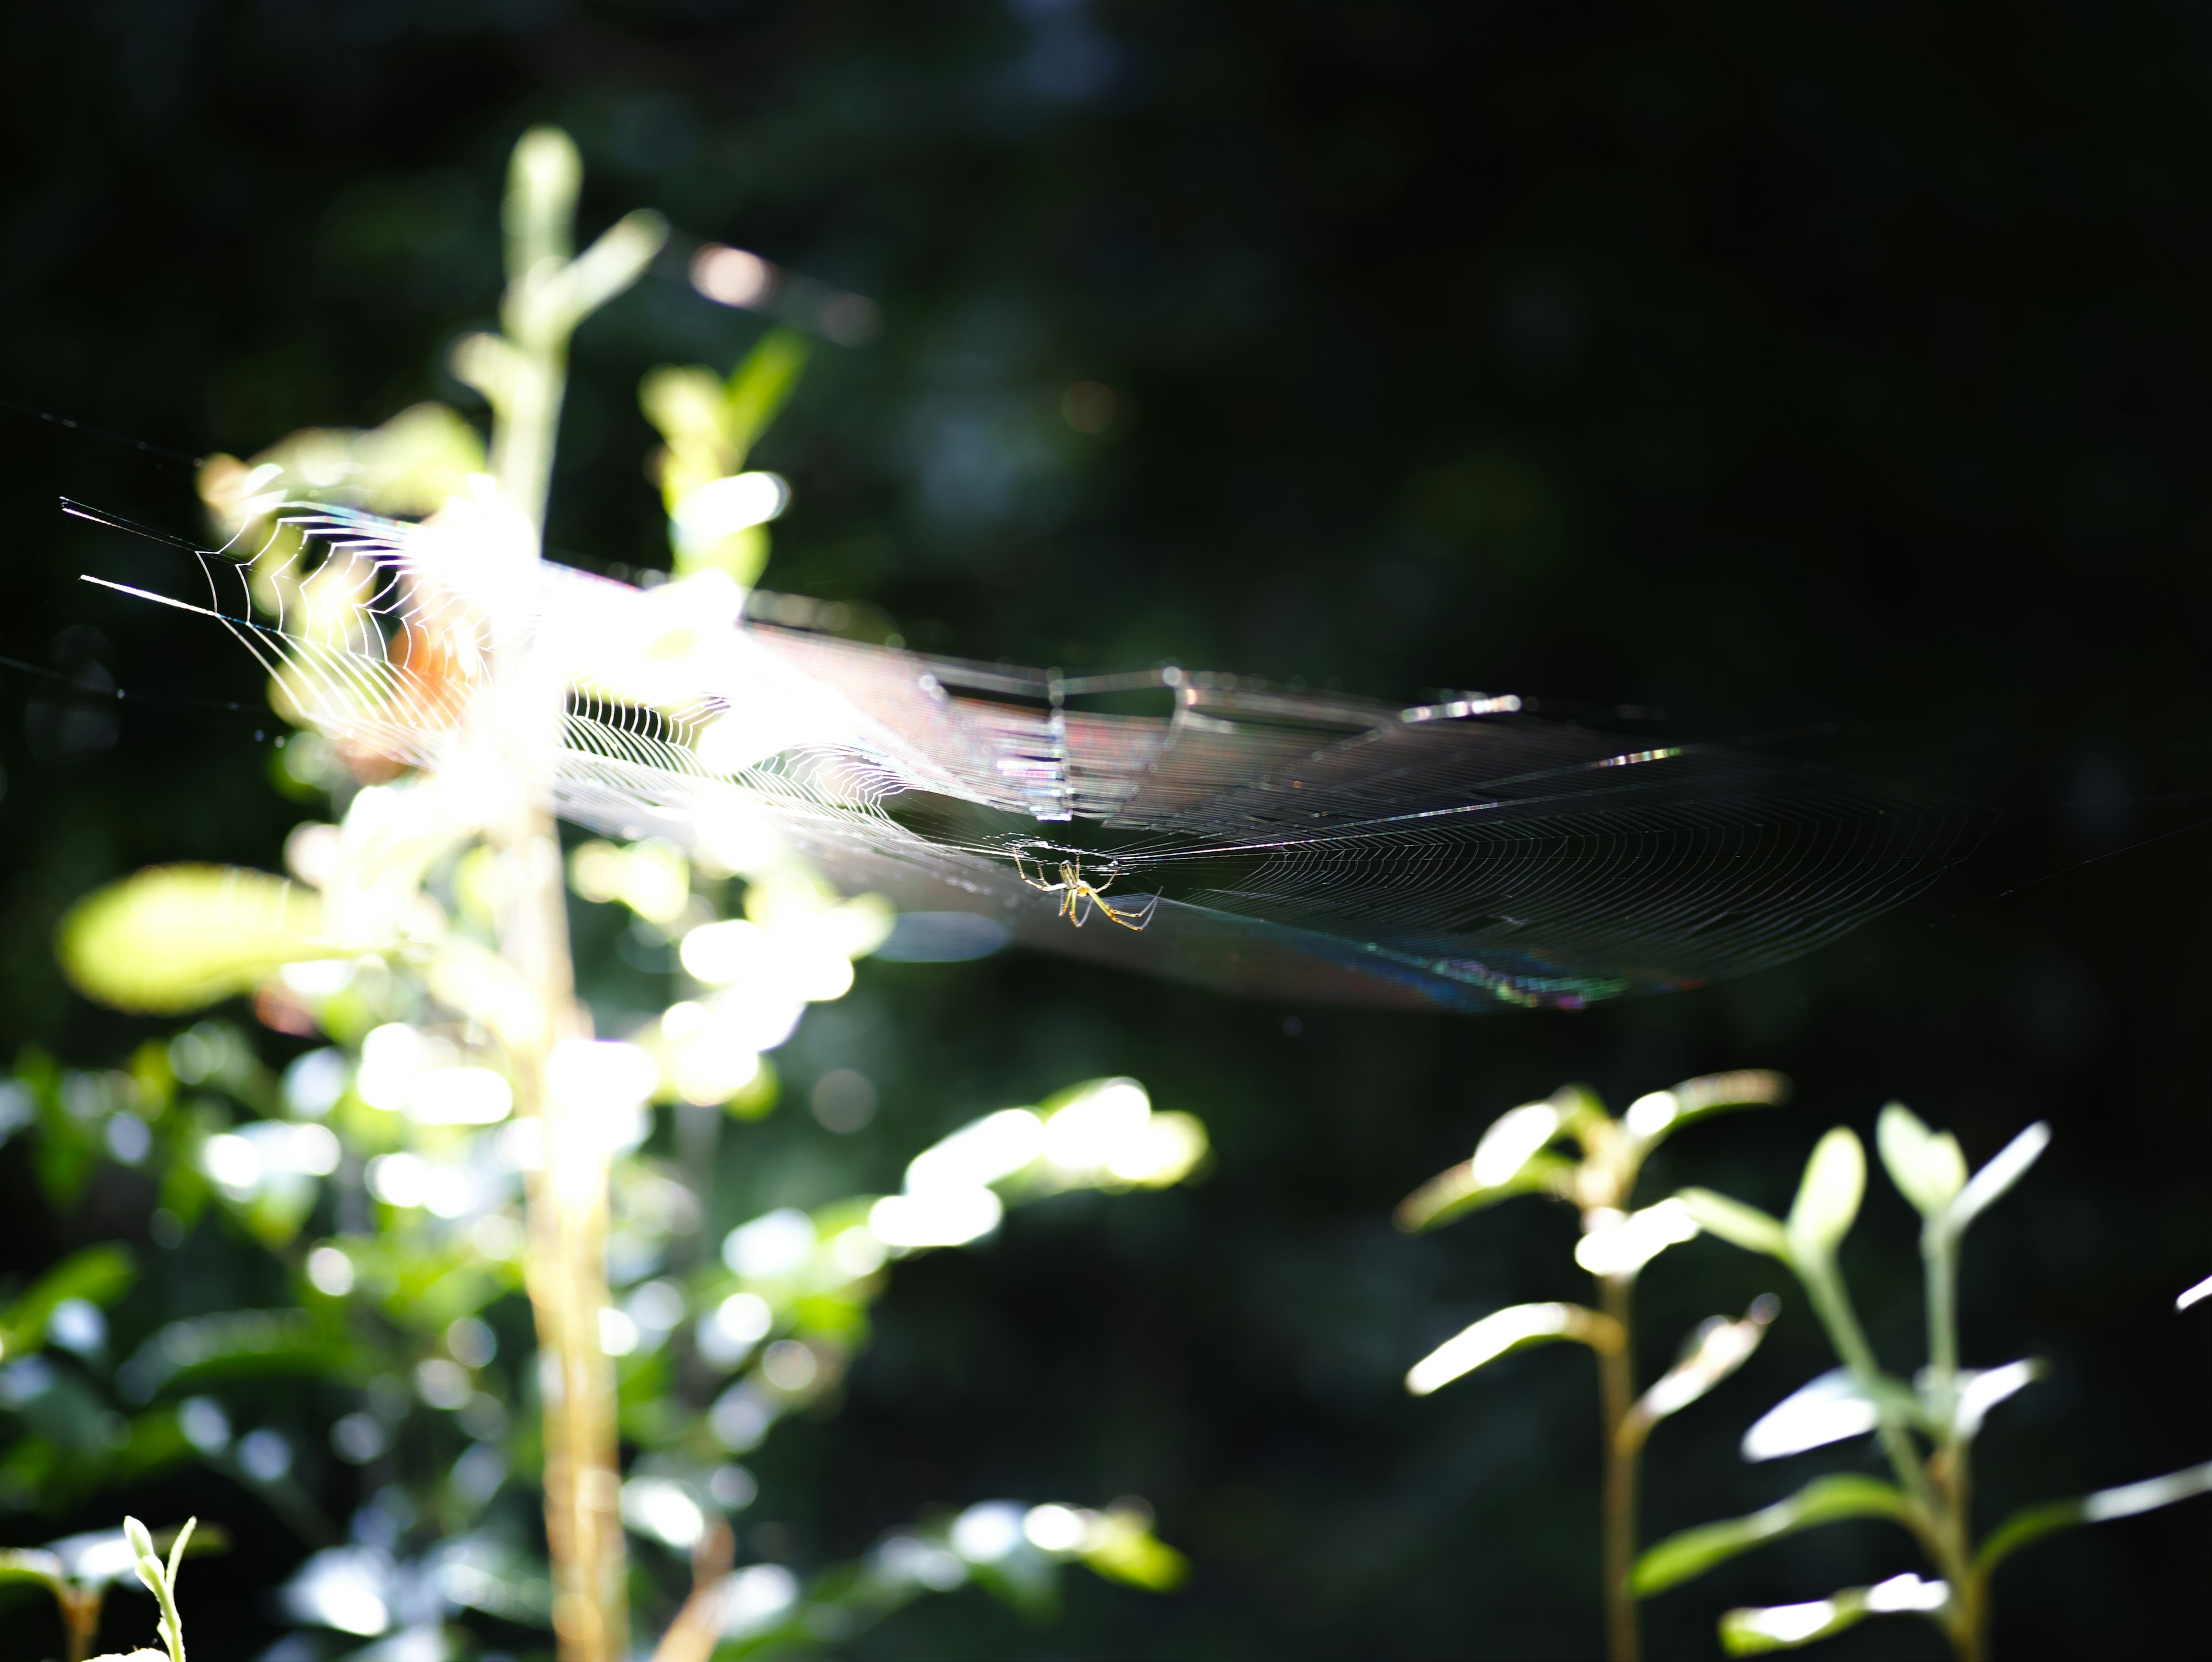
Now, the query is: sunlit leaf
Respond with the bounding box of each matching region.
[1946,1122,2051,1233]
[722,330,812,460]
[1676,1188,1789,1259]
[1631,1474,1913,1596]
[1941,1358,2044,1440]
[1740,1367,1914,1462]
[1405,1302,1616,1396]
[1874,1102,1966,1218]
[1623,1070,1792,1146]
[1786,1128,1863,1259]
[1472,1100,1567,1188]
[1575,1197,1703,1278]
[1630,1297,1778,1430]
[1080,1505,1191,1591]
[0,1547,65,1591]
[1978,1456,2212,1576]
[1718,1573,1948,1653]
[1394,1151,1573,1232]
[198,402,486,535]
[58,866,337,1015]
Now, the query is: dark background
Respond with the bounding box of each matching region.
[5,1,2212,1656]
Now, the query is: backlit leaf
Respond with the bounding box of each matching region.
[58,866,336,1015]
[1676,1188,1789,1259]
[1786,1129,1863,1259]
[1978,1456,2212,1576]
[1874,1103,1965,1218]
[1718,1574,1948,1654]
[1946,1122,2051,1233]
[1631,1474,1912,1596]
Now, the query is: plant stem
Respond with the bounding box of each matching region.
[59,1584,100,1662]
[1596,1272,1641,1662]
[1800,1249,1988,1659]
[1797,1254,1939,1519]
[1592,1274,1645,1662]
[1921,1220,1988,1662]
[484,128,624,1662]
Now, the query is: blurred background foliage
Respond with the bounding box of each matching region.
[3,1,2211,1656]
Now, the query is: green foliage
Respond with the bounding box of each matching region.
[1784,1129,1863,1262]
[1398,1072,1788,1661]
[642,328,813,585]
[56,867,333,1014]
[1646,1108,2212,1656]
[1629,1475,1911,1596]
[1874,1103,1967,1219]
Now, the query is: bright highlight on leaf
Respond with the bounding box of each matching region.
[1718,1573,1948,1654]
[1875,1103,1967,1218]
[1630,1297,1778,1432]
[1405,1302,1608,1397]
[1740,1369,1884,1462]
[1470,1101,1563,1188]
[1575,1197,1702,1278]
[1786,1128,1865,1258]
[1948,1121,2051,1231]
[58,866,336,1014]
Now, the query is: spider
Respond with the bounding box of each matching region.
[1012,851,1160,931]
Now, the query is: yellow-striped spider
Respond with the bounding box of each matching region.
[1013,851,1159,930]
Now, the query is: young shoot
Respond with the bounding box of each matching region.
[1645,1104,2212,1658]
[1397,1070,1791,1662]
[0,1517,215,1662]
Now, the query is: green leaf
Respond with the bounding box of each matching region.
[1946,1122,2051,1233]
[1468,1100,1567,1188]
[723,330,812,460]
[1631,1474,1913,1596]
[1623,1070,1792,1146]
[1676,1188,1790,1259]
[1630,1297,1778,1432]
[1979,1456,2212,1576]
[1875,1103,1966,1218]
[57,866,335,1015]
[1718,1574,1950,1653]
[1786,1128,1864,1259]
[548,209,668,330]
[1405,1303,1617,1396]
[1394,1151,1573,1232]
[1,1242,135,1355]
[1080,1506,1191,1591]
[0,1547,65,1592]
[116,1309,358,1403]
[1719,1593,1869,1653]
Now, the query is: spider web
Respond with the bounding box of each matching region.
[82,504,1980,1012]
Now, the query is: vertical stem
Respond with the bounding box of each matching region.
[1801,1248,1981,1662]
[1798,1256,1939,1517]
[1922,1221,1984,1662]
[1596,1273,1640,1662]
[502,830,623,1662]
[60,1585,100,1662]
[482,128,625,1662]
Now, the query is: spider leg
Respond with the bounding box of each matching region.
[1069,886,1094,927]
[1098,891,1158,932]
[1012,850,1063,895]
